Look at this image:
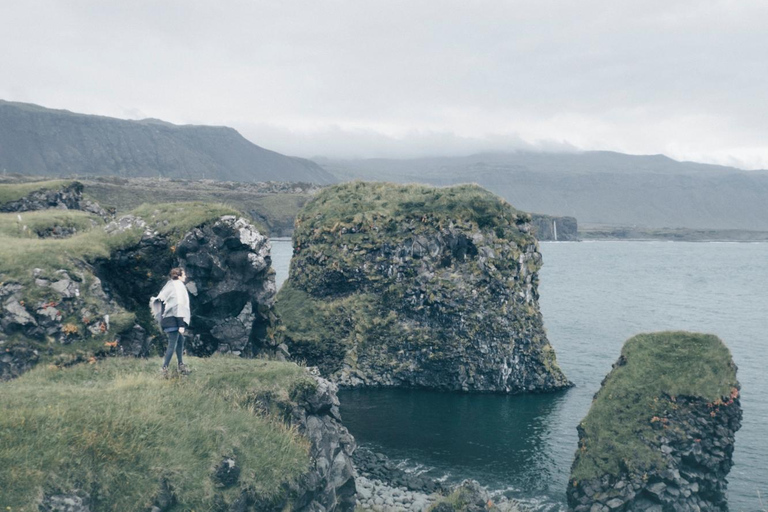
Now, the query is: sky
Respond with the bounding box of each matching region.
[1,0,767,169]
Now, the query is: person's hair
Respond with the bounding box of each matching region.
[169,267,185,280]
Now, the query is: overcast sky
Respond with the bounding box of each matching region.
[1,1,767,168]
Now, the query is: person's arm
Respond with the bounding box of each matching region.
[157,281,174,303]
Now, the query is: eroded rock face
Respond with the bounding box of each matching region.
[279,182,570,393]
[175,216,279,357]
[284,370,357,511]
[567,333,742,512]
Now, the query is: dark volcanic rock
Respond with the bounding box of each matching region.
[283,370,357,512]
[567,332,741,512]
[176,216,279,357]
[278,182,571,393]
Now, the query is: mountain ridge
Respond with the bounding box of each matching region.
[0,100,336,184]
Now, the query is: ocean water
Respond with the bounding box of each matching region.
[270,240,768,511]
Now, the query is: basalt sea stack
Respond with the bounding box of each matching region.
[277,181,570,393]
[568,331,741,512]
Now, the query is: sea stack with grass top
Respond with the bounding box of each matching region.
[567,331,742,512]
[277,181,571,393]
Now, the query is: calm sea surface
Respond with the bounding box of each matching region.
[271,240,768,512]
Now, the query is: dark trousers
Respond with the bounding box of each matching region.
[162,330,185,368]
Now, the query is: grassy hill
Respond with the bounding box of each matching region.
[0,357,313,511]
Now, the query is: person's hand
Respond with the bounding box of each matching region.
[179,327,186,334]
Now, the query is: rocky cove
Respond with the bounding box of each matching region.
[0,180,753,511]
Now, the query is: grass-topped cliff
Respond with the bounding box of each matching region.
[572,331,739,481]
[0,356,314,511]
[569,331,741,511]
[278,181,570,393]
[0,180,241,370]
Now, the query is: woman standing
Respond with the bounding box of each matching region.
[151,267,191,376]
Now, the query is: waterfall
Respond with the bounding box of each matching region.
[553,220,558,241]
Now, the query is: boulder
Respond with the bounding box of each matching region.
[278,182,571,393]
[567,332,742,512]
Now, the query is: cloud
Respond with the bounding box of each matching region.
[0,1,767,168]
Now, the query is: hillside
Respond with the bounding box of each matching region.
[318,152,768,231]
[0,100,336,184]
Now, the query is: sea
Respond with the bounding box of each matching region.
[270,239,768,512]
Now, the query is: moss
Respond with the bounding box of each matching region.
[0,356,312,510]
[296,181,529,244]
[571,331,739,482]
[0,180,74,206]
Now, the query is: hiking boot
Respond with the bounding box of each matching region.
[161,366,168,378]
[178,363,190,375]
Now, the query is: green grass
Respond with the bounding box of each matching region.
[0,209,101,238]
[298,181,526,235]
[0,180,74,206]
[571,331,739,482]
[131,202,241,243]
[0,356,313,511]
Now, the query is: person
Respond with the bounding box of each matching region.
[150,267,191,376]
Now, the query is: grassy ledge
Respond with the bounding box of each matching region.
[131,202,242,244]
[297,181,527,235]
[0,180,74,207]
[0,356,313,511]
[572,331,739,481]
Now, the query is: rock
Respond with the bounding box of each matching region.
[175,216,279,357]
[214,456,241,488]
[567,332,742,512]
[278,182,571,393]
[530,214,578,241]
[38,491,91,512]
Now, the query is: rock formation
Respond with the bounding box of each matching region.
[1,202,282,379]
[0,180,110,218]
[530,214,578,241]
[567,332,741,512]
[278,181,571,393]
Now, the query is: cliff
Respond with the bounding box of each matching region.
[0,100,336,184]
[277,181,571,393]
[0,357,356,511]
[568,332,741,512]
[530,213,578,241]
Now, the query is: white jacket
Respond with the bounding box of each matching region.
[150,280,191,326]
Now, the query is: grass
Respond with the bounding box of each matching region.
[131,202,241,243]
[297,181,527,236]
[0,209,101,238]
[0,180,74,206]
[571,331,739,482]
[0,356,313,511]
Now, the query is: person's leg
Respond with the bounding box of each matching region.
[162,331,180,368]
[176,332,185,366]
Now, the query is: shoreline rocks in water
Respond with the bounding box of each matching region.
[278,182,571,393]
[567,331,741,512]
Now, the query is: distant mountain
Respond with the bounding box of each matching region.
[0,100,336,184]
[317,152,768,231]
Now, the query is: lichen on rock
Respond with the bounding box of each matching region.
[277,181,570,393]
[567,331,742,512]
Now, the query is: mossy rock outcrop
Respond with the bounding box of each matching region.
[568,332,741,512]
[0,184,282,377]
[277,181,570,393]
